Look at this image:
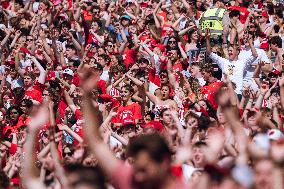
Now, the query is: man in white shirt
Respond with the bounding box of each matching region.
[206,31,258,95]
[239,32,271,91]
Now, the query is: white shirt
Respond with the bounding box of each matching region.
[100,70,109,82]
[209,52,257,94]
[239,48,270,79]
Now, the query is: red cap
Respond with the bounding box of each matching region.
[19,47,30,54]
[153,44,166,52]
[143,121,164,132]
[98,94,120,108]
[261,11,269,19]
[260,42,269,50]
[6,59,15,65]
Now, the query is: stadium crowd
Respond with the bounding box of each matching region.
[0,0,284,188]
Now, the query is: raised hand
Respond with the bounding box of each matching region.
[205,28,211,39]
[78,65,100,93]
[279,73,284,87]
[28,103,50,132]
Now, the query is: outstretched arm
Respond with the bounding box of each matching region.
[80,65,119,176]
[23,104,50,189]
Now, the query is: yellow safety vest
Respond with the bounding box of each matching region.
[200,8,225,36]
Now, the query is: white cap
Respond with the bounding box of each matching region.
[268,129,283,141]
[63,68,74,76]
[253,133,270,152]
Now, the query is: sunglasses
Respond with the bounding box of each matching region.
[168,40,176,44]
[63,151,73,158]
[249,25,255,28]
[27,38,33,41]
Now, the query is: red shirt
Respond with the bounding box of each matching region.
[25,82,45,103]
[112,103,142,126]
[201,80,222,109]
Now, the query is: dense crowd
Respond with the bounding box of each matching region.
[0,0,284,188]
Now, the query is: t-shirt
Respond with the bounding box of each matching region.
[25,82,45,103]
[111,161,189,189]
[239,48,270,79]
[209,52,256,94]
[201,80,223,109]
[112,103,142,126]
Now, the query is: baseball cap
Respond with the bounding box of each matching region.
[120,15,131,21]
[19,47,30,55]
[63,68,74,76]
[142,121,164,132]
[268,129,283,141]
[153,43,166,52]
[261,11,269,19]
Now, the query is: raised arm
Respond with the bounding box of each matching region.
[63,90,77,113]
[167,59,179,90]
[23,104,50,189]
[31,56,47,84]
[205,29,212,54]
[80,65,119,176]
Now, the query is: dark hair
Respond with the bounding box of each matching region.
[275,9,283,19]
[270,36,282,48]
[126,133,172,162]
[92,19,103,28]
[229,10,240,18]
[121,84,134,95]
[271,87,280,96]
[0,169,9,189]
[99,54,110,63]
[12,87,25,105]
[7,105,23,118]
[193,141,207,148]
[61,21,71,30]
[145,111,155,120]
[21,99,33,109]
[160,108,170,118]
[200,63,214,75]
[65,44,77,51]
[64,164,107,189]
[24,71,36,80]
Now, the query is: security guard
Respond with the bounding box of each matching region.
[199,0,230,43]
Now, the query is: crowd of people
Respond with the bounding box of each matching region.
[0,0,284,188]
